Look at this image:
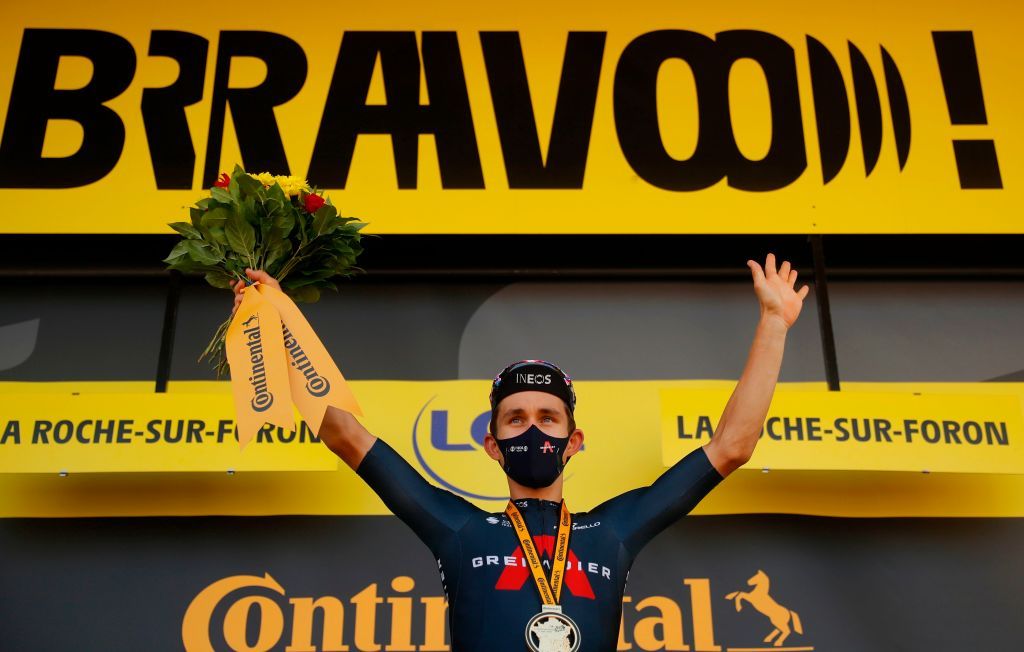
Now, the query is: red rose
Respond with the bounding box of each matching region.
[213,172,230,188]
[304,193,326,213]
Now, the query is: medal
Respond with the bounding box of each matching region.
[505,500,581,652]
[525,605,580,652]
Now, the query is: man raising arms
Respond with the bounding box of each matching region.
[231,253,808,651]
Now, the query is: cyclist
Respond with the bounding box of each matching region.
[232,253,808,651]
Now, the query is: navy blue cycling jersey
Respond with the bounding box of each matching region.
[356,438,724,651]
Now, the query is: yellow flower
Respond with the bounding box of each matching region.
[275,175,311,197]
[249,172,275,186]
[247,172,310,197]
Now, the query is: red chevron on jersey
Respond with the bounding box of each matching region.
[493,534,596,599]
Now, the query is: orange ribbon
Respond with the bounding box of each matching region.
[225,282,362,449]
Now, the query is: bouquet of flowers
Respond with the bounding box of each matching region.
[164,165,366,377]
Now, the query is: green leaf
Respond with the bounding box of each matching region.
[200,223,228,247]
[266,182,288,206]
[201,207,230,229]
[288,285,321,303]
[236,172,262,197]
[282,270,333,289]
[224,257,245,275]
[225,210,256,257]
[163,240,192,266]
[228,174,242,203]
[169,222,202,239]
[195,198,213,210]
[241,195,260,227]
[204,269,236,289]
[184,239,223,266]
[188,208,204,226]
[264,239,292,272]
[273,209,295,239]
[210,186,235,206]
[312,205,338,236]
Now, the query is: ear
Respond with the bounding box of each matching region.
[564,428,584,461]
[483,433,504,463]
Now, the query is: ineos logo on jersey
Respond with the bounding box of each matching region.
[516,373,552,385]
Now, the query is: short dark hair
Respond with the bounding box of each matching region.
[489,400,576,438]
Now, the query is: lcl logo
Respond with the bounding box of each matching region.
[411,396,505,500]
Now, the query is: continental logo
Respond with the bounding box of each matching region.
[0,28,1001,192]
[282,325,330,398]
[726,570,806,649]
[241,315,274,413]
[182,572,804,651]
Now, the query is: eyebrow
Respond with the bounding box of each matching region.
[501,407,563,419]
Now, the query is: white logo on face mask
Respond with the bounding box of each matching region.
[508,445,529,453]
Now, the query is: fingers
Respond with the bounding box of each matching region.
[778,259,790,280]
[244,267,283,291]
[747,260,765,285]
[245,268,274,283]
[797,285,810,300]
[757,253,801,287]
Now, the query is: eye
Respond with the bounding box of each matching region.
[542,416,554,422]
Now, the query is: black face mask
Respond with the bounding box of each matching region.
[495,425,571,488]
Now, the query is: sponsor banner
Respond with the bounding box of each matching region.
[1,514,1021,651]
[3,380,1024,518]
[661,387,1024,474]
[0,1,1020,234]
[0,391,336,473]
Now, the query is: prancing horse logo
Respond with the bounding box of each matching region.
[725,570,804,647]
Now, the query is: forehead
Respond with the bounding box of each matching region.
[496,391,568,417]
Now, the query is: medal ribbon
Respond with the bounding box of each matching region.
[505,500,572,606]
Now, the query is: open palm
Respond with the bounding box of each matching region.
[747,253,810,328]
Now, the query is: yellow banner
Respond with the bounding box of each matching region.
[661,388,1024,474]
[0,0,1019,234]
[0,391,337,473]
[3,380,1024,518]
